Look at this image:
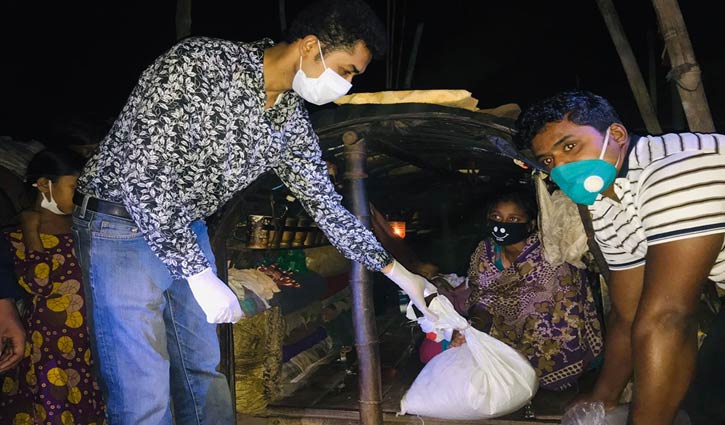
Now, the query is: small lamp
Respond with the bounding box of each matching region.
[389,221,406,239]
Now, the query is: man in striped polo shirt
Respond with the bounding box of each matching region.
[516,91,725,424]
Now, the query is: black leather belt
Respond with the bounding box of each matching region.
[73,192,132,219]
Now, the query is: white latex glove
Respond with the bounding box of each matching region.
[384,260,439,322]
[187,268,244,323]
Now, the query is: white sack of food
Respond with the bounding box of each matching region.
[399,294,538,420]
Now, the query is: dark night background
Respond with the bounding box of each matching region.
[0,0,722,144]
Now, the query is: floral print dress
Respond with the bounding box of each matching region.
[468,233,603,390]
[1,230,105,424]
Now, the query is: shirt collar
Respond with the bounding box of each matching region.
[247,38,301,115]
[249,37,275,56]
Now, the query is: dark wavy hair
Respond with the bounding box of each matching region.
[284,0,387,59]
[485,190,538,223]
[515,90,622,149]
[25,147,86,185]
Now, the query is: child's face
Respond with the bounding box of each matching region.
[40,174,78,214]
[487,200,529,224]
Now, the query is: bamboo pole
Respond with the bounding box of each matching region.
[343,131,383,425]
[278,0,287,34]
[651,0,715,132]
[647,30,658,113]
[209,196,243,423]
[403,22,424,89]
[175,0,192,41]
[595,0,662,134]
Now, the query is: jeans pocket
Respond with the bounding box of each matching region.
[93,219,144,240]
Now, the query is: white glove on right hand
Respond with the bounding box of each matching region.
[187,267,244,323]
[384,260,439,322]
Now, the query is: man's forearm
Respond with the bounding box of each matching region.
[629,311,698,425]
[628,234,722,424]
[591,310,634,406]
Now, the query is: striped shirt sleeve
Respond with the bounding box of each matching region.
[638,151,725,245]
[591,210,647,271]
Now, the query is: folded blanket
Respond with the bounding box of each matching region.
[228,268,280,306]
[282,326,327,362]
[276,337,336,398]
[283,301,323,338]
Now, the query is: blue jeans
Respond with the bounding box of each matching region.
[72,207,233,425]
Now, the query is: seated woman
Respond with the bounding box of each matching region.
[459,190,603,391]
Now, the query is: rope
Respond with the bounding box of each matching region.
[666,62,701,92]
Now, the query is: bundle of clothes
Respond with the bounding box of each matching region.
[228,245,354,412]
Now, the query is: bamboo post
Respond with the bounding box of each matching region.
[403,22,424,89]
[647,30,658,112]
[175,0,192,41]
[208,197,244,423]
[343,131,383,425]
[595,0,662,134]
[278,0,287,34]
[651,0,715,132]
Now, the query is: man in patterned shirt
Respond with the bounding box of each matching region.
[517,91,725,425]
[72,1,437,423]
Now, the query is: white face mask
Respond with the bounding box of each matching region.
[292,40,352,105]
[33,180,66,215]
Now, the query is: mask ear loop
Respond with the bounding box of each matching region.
[298,39,327,74]
[598,127,612,160]
[599,126,623,169]
[316,39,327,69]
[31,180,52,203]
[46,180,56,205]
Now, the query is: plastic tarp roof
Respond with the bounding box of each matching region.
[311,97,541,191]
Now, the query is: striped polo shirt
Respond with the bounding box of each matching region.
[588,133,725,287]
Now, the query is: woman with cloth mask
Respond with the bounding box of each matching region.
[450,190,603,391]
[1,148,105,424]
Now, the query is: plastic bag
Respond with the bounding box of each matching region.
[535,173,588,269]
[560,402,606,425]
[561,402,691,425]
[603,404,690,425]
[399,295,538,419]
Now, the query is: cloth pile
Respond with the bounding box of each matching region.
[227,268,280,308]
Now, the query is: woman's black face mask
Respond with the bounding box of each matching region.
[486,220,530,246]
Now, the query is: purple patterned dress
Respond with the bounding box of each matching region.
[1,230,105,424]
[468,232,603,390]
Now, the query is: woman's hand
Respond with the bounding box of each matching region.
[449,330,466,347]
[0,298,26,372]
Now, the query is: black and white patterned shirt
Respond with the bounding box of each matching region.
[78,37,392,279]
